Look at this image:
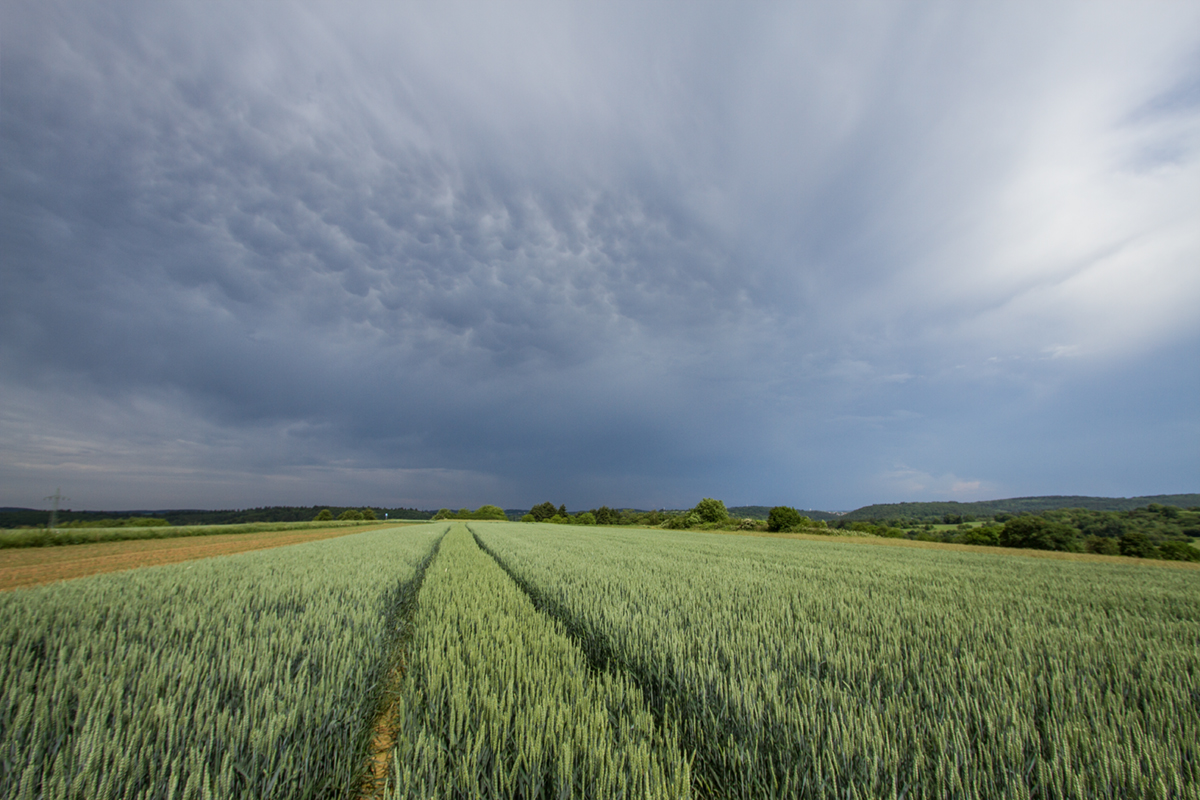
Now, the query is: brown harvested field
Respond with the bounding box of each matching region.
[0,522,418,591]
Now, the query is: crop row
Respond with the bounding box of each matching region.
[472,522,1200,799]
[386,524,690,798]
[0,524,445,800]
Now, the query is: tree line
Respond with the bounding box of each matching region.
[515,499,829,533]
[0,505,433,529]
[521,501,674,527]
[430,505,509,521]
[828,503,1200,561]
[841,494,1200,521]
[513,498,1199,563]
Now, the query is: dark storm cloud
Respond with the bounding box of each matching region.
[3,1,1198,510]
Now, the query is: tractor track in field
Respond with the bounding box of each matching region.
[467,526,707,783]
[357,526,448,800]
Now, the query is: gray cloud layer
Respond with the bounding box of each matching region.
[3,1,1198,510]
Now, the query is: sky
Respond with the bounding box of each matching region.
[2,1,1198,512]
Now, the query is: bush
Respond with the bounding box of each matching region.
[520,514,535,523]
[1119,532,1156,558]
[432,509,454,520]
[663,512,703,530]
[1158,541,1200,562]
[693,499,728,524]
[961,527,1000,546]
[314,509,334,521]
[361,508,377,521]
[1085,536,1120,555]
[575,512,596,525]
[767,506,806,532]
[339,509,364,521]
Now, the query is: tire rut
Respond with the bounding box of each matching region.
[467,526,726,796]
[356,525,449,800]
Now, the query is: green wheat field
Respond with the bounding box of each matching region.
[3,521,1197,799]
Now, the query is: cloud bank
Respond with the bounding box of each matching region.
[3,1,1198,510]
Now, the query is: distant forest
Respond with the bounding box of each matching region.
[841,494,1200,521]
[0,505,431,528]
[500,506,840,523]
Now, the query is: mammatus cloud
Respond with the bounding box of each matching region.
[2,1,1198,510]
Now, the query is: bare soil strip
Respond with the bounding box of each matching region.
[358,661,406,799]
[0,523,403,591]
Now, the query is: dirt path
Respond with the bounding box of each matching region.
[358,660,406,799]
[0,523,406,591]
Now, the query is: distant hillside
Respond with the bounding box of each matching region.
[842,494,1200,522]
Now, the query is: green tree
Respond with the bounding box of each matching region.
[361,508,377,520]
[693,498,728,524]
[529,502,558,522]
[432,509,454,520]
[520,513,535,523]
[593,506,619,525]
[575,512,596,525]
[1000,516,1079,551]
[314,509,333,521]
[767,506,806,532]
[338,509,364,521]
[1118,532,1156,558]
[472,505,507,521]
